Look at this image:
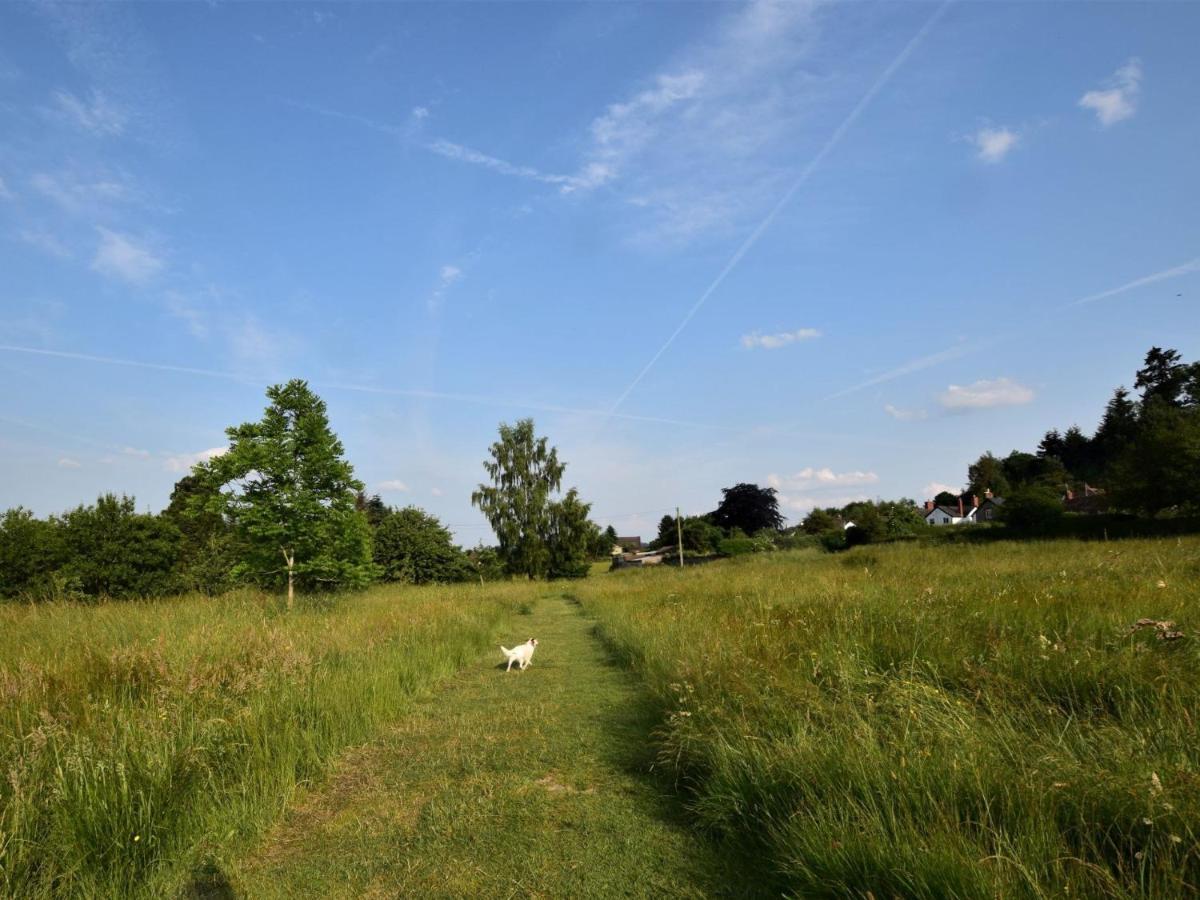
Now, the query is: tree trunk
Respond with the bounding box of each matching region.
[282,547,295,610]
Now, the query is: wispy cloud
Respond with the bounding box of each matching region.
[607,1,951,416]
[939,377,1034,410]
[163,446,226,473]
[0,343,726,430]
[377,479,409,493]
[31,169,133,217]
[740,328,821,350]
[769,467,879,489]
[969,125,1019,163]
[91,227,164,283]
[428,263,465,312]
[1079,58,1142,127]
[121,445,150,459]
[883,403,928,421]
[51,88,127,136]
[19,229,73,260]
[0,176,12,201]
[57,457,82,468]
[426,139,591,191]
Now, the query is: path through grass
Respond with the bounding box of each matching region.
[233,595,747,898]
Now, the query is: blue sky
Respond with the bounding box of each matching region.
[2,0,1198,542]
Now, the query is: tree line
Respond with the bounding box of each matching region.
[958,347,1200,526]
[0,381,612,603]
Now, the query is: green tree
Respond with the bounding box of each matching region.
[59,494,182,598]
[355,492,390,529]
[471,419,577,579]
[197,380,377,606]
[0,507,65,598]
[679,516,724,554]
[163,473,235,595]
[1108,402,1200,515]
[603,524,618,550]
[546,489,594,578]
[801,508,838,535]
[710,483,784,534]
[1134,347,1191,407]
[1092,386,1140,477]
[933,490,959,507]
[999,486,1064,534]
[374,507,471,584]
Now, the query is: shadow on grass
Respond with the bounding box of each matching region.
[182,860,236,900]
[582,620,779,897]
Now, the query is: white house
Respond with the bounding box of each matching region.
[922,491,1004,526]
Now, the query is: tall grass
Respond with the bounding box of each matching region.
[0,584,525,897]
[575,539,1200,897]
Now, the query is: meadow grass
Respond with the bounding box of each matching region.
[0,583,526,898]
[574,538,1200,898]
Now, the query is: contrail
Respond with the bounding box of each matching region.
[604,0,954,418]
[0,343,725,430]
[825,253,1200,400]
[1067,256,1200,307]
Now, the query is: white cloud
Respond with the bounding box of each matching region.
[426,139,586,190]
[52,88,128,137]
[440,265,462,285]
[91,227,163,283]
[412,106,429,120]
[57,457,82,468]
[377,480,409,492]
[0,176,12,200]
[430,487,443,497]
[121,446,150,458]
[770,467,879,490]
[740,328,821,350]
[922,481,959,499]
[777,492,872,514]
[883,404,928,421]
[969,125,1019,163]
[1079,58,1142,127]
[163,446,226,473]
[939,377,1034,410]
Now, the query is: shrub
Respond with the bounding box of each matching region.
[0,507,66,598]
[58,495,183,599]
[374,507,472,584]
[1000,486,1065,534]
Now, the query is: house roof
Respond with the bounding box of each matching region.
[925,505,975,519]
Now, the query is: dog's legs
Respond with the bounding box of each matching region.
[505,657,513,672]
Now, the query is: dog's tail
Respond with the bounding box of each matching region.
[500,645,511,655]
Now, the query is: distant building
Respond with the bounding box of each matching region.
[1062,484,1108,514]
[922,490,1004,526]
[616,535,643,550]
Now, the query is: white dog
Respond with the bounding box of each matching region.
[500,638,538,672]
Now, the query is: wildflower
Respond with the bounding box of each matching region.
[1157,579,1167,589]
[134,835,140,842]
[1151,772,1163,795]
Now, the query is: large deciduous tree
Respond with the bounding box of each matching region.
[374,506,472,584]
[710,483,784,534]
[196,379,376,606]
[471,419,593,579]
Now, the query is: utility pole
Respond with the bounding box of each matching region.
[675,506,685,569]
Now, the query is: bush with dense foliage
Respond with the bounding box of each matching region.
[374,507,473,584]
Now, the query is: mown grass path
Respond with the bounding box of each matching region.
[233,595,749,898]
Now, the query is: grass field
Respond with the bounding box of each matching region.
[0,584,526,898]
[2,538,1198,898]
[574,539,1200,898]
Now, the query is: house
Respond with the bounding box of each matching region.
[1062,484,1108,514]
[616,535,643,551]
[922,490,1004,526]
[923,497,976,526]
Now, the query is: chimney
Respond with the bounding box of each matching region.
[972,495,980,508]
[957,497,964,517]
[924,500,935,512]
[984,488,993,499]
